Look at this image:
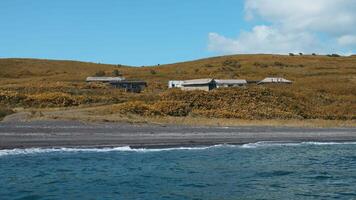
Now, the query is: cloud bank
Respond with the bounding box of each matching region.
[208,0,356,54]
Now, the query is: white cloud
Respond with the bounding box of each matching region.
[245,0,356,36]
[208,0,356,54]
[337,35,356,46]
[208,26,321,54]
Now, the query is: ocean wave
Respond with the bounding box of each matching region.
[1,142,356,156]
[240,141,356,148]
[0,145,230,157]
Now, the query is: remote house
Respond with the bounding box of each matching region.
[86,77,125,83]
[86,77,147,93]
[180,79,216,91]
[111,80,147,93]
[215,79,247,88]
[257,77,292,85]
[168,80,184,88]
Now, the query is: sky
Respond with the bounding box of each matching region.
[0,0,355,66]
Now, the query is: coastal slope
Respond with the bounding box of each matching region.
[0,54,355,125]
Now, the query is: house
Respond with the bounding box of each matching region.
[168,78,248,91]
[180,79,216,91]
[168,80,184,88]
[111,80,147,93]
[86,77,146,93]
[257,77,292,85]
[86,77,125,83]
[215,79,247,88]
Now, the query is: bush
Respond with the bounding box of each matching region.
[289,53,295,56]
[26,92,86,107]
[158,88,306,119]
[112,101,153,115]
[222,59,241,68]
[0,90,27,105]
[150,69,157,75]
[274,62,284,67]
[327,54,341,57]
[151,101,191,116]
[254,62,268,68]
[0,105,14,120]
[112,69,122,76]
[95,70,106,76]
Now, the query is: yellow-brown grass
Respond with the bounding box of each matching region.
[0,55,355,122]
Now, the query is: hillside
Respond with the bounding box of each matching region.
[0,55,355,125]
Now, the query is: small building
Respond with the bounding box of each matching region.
[86,77,146,93]
[215,79,247,88]
[181,79,216,91]
[111,80,147,93]
[168,80,184,88]
[257,77,292,85]
[86,77,125,83]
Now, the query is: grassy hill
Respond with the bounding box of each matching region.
[0,54,355,124]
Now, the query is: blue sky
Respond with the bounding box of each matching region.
[0,0,251,66]
[0,0,355,66]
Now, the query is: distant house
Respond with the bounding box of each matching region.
[86,77,146,93]
[181,79,216,91]
[168,78,248,91]
[86,77,125,83]
[111,80,147,93]
[215,79,247,88]
[257,77,292,85]
[168,80,184,88]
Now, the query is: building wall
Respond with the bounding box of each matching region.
[216,84,246,88]
[168,81,184,88]
[111,82,146,93]
[181,85,210,91]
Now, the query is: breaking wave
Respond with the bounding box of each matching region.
[240,141,356,148]
[0,145,229,157]
[1,142,356,157]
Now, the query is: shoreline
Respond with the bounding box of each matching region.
[0,120,355,150]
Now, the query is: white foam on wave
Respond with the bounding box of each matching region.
[240,142,300,148]
[0,145,230,157]
[1,142,355,157]
[240,141,356,148]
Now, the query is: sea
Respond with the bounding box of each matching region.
[1,142,356,200]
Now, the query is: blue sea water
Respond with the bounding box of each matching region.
[1,142,356,200]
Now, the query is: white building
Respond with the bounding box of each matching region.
[257,77,292,85]
[180,79,216,91]
[215,79,247,88]
[86,77,125,83]
[168,80,184,88]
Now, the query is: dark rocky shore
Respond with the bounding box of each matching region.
[0,120,355,149]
